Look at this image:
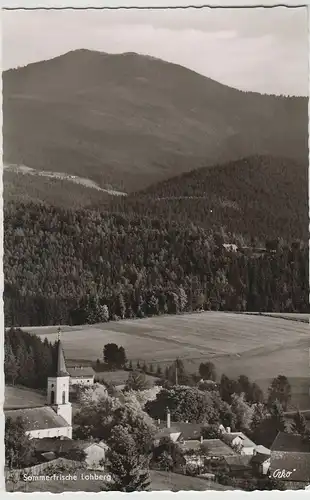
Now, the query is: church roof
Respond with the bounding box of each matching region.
[67,366,95,378]
[5,406,70,431]
[53,340,69,377]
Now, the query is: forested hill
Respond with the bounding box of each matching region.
[4,202,308,327]
[106,155,307,244]
[3,49,308,193]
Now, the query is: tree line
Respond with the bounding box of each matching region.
[5,327,56,390]
[4,202,308,327]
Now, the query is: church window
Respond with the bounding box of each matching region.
[51,390,55,404]
[51,384,54,388]
[62,391,66,404]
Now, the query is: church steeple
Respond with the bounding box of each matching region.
[46,327,72,434]
[53,337,69,377]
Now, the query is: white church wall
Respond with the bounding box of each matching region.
[70,376,94,387]
[27,425,72,440]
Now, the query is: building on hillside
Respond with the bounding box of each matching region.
[200,439,238,459]
[223,455,253,477]
[251,447,271,476]
[221,431,256,456]
[67,366,95,390]
[222,243,238,252]
[154,409,203,445]
[270,431,310,489]
[5,339,72,439]
[32,438,108,470]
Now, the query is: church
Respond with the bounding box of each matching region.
[5,338,72,440]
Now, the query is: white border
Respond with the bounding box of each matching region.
[1,1,309,9]
[1,1,309,499]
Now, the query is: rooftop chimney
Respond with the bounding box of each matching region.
[226,427,231,433]
[200,436,203,444]
[157,418,161,425]
[166,407,171,429]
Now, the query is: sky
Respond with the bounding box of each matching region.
[2,7,308,96]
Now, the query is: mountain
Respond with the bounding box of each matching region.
[106,155,308,243]
[3,49,308,194]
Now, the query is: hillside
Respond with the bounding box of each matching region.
[4,203,308,328]
[106,155,307,242]
[3,49,308,194]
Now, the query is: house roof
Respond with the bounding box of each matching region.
[222,432,256,449]
[182,440,201,451]
[251,453,270,465]
[155,427,182,440]
[158,422,202,440]
[255,445,271,456]
[5,406,70,431]
[271,432,310,453]
[201,439,237,457]
[224,455,253,470]
[270,452,310,482]
[68,367,95,378]
[32,438,108,453]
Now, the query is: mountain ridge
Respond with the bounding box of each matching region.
[3,49,308,194]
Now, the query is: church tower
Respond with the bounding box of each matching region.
[47,329,72,435]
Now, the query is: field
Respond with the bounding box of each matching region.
[25,312,310,408]
[94,370,158,387]
[6,470,232,492]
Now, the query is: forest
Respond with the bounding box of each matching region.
[4,327,56,389]
[4,201,308,327]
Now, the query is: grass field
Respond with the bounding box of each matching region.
[6,470,232,492]
[94,370,158,387]
[25,312,310,409]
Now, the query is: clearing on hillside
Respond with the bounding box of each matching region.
[26,312,310,408]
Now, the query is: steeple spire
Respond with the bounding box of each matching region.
[53,328,69,377]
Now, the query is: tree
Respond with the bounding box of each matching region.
[5,417,35,468]
[199,362,216,381]
[156,365,162,376]
[152,437,185,472]
[145,386,219,424]
[251,403,268,435]
[202,424,221,439]
[103,343,127,368]
[125,371,151,392]
[105,425,151,492]
[291,411,307,435]
[219,374,238,404]
[267,375,291,410]
[231,393,254,431]
[4,344,19,385]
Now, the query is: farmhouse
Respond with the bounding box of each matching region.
[251,446,271,476]
[270,432,310,489]
[32,438,108,470]
[221,431,256,456]
[154,409,203,445]
[5,339,72,439]
[68,365,95,389]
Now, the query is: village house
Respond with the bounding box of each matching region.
[32,437,108,470]
[250,445,271,477]
[270,432,310,489]
[5,339,72,439]
[67,365,95,392]
[221,430,256,456]
[154,408,203,445]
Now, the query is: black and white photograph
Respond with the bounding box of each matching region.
[3,6,310,492]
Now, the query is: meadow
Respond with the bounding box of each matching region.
[25,312,310,408]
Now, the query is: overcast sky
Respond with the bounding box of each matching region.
[3,7,308,96]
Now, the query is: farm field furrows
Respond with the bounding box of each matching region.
[27,312,309,393]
